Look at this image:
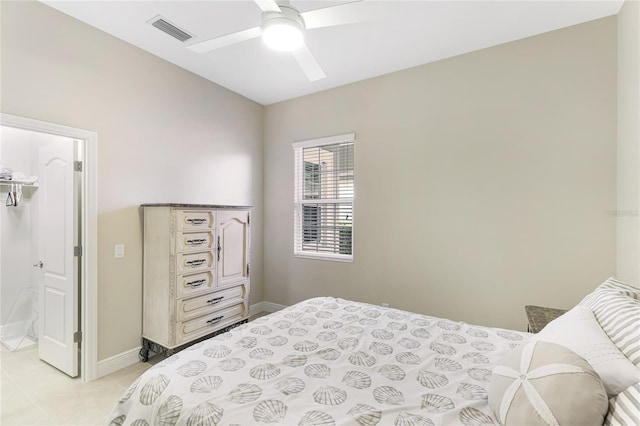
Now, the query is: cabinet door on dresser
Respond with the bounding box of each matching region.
[217,209,250,288]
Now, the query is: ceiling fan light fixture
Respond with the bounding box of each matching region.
[262,18,303,51]
[261,8,304,52]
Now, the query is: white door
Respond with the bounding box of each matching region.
[217,210,249,288]
[38,140,79,377]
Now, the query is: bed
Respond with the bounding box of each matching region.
[108,278,640,426]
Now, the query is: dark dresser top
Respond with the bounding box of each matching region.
[140,203,252,209]
[525,305,568,333]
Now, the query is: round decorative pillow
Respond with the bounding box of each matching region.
[488,340,608,425]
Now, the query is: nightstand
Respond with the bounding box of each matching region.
[524,305,568,333]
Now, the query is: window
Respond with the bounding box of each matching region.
[302,161,321,243]
[293,133,355,261]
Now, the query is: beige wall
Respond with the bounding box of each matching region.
[0,1,264,360]
[264,17,618,331]
[617,0,640,286]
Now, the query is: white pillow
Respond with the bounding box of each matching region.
[534,305,640,396]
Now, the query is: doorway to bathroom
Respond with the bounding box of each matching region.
[0,113,98,381]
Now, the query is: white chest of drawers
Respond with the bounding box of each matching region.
[141,204,251,354]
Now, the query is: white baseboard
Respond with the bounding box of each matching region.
[97,346,142,378]
[249,301,264,316]
[250,301,287,316]
[262,301,287,313]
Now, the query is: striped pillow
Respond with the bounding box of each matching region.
[594,277,640,299]
[580,287,640,366]
[604,382,640,425]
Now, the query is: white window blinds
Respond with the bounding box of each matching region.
[293,133,355,261]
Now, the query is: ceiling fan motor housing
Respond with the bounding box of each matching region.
[262,6,305,31]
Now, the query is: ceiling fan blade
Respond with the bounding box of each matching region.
[187,27,262,53]
[254,0,281,13]
[292,43,326,81]
[301,0,396,30]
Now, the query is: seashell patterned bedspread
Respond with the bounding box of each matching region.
[108,297,531,425]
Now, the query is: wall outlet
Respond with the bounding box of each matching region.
[381,302,390,308]
[114,244,125,258]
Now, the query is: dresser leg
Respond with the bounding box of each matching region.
[139,338,153,362]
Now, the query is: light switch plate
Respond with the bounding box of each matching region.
[115,244,125,258]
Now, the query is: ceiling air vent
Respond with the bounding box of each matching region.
[149,16,193,42]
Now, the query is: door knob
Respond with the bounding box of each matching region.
[33,261,43,268]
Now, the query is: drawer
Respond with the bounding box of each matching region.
[175,210,214,231]
[175,303,246,346]
[176,270,215,299]
[176,251,214,274]
[177,285,246,321]
[175,231,215,253]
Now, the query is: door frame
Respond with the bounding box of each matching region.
[0,113,98,381]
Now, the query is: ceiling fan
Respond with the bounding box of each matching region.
[186,0,396,82]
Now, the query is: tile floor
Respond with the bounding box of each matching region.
[0,344,158,425]
[0,312,269,425]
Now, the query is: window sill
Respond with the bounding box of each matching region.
[294,253,353,263]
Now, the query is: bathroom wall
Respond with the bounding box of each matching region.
[0,126,73,328]
[1,126,35,326]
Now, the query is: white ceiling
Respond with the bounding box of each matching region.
[41,0,623,105]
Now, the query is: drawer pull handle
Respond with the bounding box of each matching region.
[186,238,207,245]
[186,279,206,287]
[206,296,224,305]
[217,236,221,262]
[186,218,207,225]
[186,259,206,267]
[206,316,224,325]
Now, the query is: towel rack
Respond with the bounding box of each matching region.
[0,178,39,187]
[1,179,39,207]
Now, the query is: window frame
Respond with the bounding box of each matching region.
[293,133,355,262]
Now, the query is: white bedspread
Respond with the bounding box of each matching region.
[109,297,531,425]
